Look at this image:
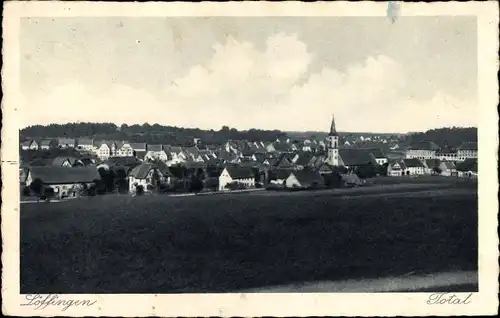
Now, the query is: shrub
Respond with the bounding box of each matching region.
[136,185,145,196]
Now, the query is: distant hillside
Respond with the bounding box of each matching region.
[401,127,477,149]
[19,123,287,146]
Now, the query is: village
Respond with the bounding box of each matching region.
[19,115,478,201]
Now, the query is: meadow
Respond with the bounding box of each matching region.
[20,179,478,293]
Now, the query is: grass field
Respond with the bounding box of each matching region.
[20,178,478,293]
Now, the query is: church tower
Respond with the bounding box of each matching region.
[326,114,339,166]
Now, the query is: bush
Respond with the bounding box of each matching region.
[22,186,31,196]
[136,185,145,196]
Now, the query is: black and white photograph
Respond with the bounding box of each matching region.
[2,1,498,317]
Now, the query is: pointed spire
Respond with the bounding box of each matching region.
[329,113,338,136]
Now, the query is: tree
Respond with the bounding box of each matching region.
[355,163,376,179]
[432,167,442,175]
[135,184,145,196]
[30,178,44,202]
[151,169,162,192]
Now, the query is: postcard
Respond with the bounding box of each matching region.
[2,1,499,316]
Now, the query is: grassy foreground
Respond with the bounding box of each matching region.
[21,182,478,293]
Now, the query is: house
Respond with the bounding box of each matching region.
[21,140,39,150]
[364,148,388,165]
[268,169,292,185]
[341,173,362,187]
[387,161,407,177]
[128,163,169,193]
[57,138,76,148]
[456,158,478,178]
[115,141,134,157]
[402,158,426,175]
[97,156,142,174]
[218,166,255,191]
[76,138,94,152]
[294,152,315,169]
[424,159,442,175]
[39,139,56,150]
[405,141,440,160]
[457,142,478,160]
[50,156,74,167]
[25,166,100,199]
[265,142,276,153]
[285,170,324,189]
[145,145,169,162]
[130,143,147,153]
[94,141,112,160]
[439,161,457,177]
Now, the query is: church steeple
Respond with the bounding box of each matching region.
[329,113,338,136]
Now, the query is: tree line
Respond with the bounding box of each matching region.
[403,127,477,149]
[20,122,287,146]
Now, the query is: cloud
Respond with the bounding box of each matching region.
[22,32,477,133]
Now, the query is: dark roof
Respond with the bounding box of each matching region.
[341,173,362,185]
[224,166,254,179]
[128,163,155,179]
[29,167,100,184]
[289,170,324,186]
[272,169,292,180]
[408,141,440,151]
[425,159,441,168]
[339,149,377,166]
[295,152,314,166]
[441,161,456,170]
[456,159,478,172]
[147,144,163,152]
[403,158,425,168]
[363,148,386,159]
[77,138,93,146]
[130,143,147,150]
[104,156,142,167]
[458,142,478,151]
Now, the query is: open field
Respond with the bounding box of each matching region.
[21,180,478,293]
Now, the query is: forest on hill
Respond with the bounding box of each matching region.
[19,123,287,146]
[402,127,477,149]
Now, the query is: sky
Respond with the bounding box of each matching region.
[20,16,477,133]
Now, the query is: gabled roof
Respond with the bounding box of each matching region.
[21,140,34,147]
[147,144,163,152]
[295,152,314,166]
[134,150,147,160]
[425,159,441,168]
[40,139,55,147]
[289,170,324,186]
[224,166,254,179]
[77,138,93,146]
[130,143,147,150]
[128,163,155,179]
[391,161,407,170]
[441,161,456,170]
[456,158,478,172]
[403,158,425,168]
[29,166,100,184]
[58,138,75,145]
[457,142,478,151]
[341,173,362,185]
[104,156,142,168]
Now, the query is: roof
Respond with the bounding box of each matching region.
[51,156,71,167]
[77,138,93,146]
[341,173,362,185]
[458,142,478,151]
[29,166,100,184]
[441,161,456,169]
[58,138,75,145]
[21,140,33,147]
[104,156,142,167]
[339,149,377,166]
[40,139,54,147]
[425,159,441,168]
[224,166,254,179]
[456,159,478,172]
[272,169,292,180]
[329,114,339,136]
[403,158,425,168]
[408,141,440,151]
[391,161,407,170]
[128,163,155,179]
[295,152,315,166]
[289,170,324,186]
[147,144,163,152]
[130,143,147,150]
[135,150,147,160]
[363,148,386,159]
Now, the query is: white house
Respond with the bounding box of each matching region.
[439,161,457,177]
[21,140,38,150]
[218,166,255,191]
[145,145,169,162]
[457,142,478,160]
[25,166,100,199]
[405,141,440,160]
[388,161,406,177]
[94,141,112,160]
[128,163,170,193]
[402,158,426,175]
[116,142,134,157]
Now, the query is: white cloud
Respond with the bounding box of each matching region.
[22,33,477,133]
